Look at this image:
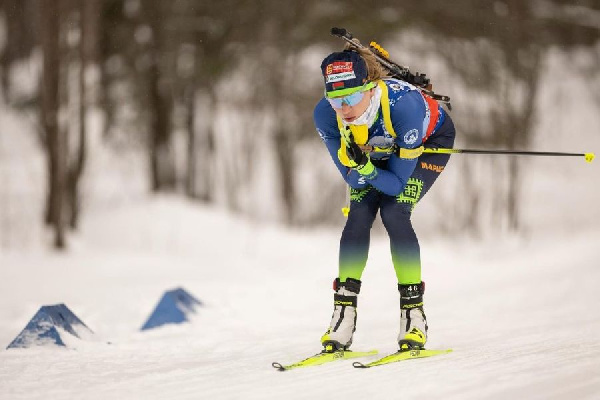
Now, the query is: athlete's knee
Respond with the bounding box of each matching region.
[381,204,412,225]
[345,207,377,230]
[342,219,374,239]
[380,205,412,235]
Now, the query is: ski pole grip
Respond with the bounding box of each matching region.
[331,27,349,37]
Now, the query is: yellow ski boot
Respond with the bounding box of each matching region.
[397,282,428,350]
[321,278,361,352]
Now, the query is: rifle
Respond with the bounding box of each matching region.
[330,27,452,109]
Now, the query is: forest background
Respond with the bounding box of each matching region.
[0,0,598,250]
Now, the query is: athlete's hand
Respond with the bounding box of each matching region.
[346,134,376,177]
[346,134,368,168]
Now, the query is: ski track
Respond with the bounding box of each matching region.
[1,200,600,399]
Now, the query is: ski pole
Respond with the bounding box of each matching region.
[340,148,594,216]
[422,148,595,163]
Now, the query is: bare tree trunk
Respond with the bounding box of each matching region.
[461,161,480,236]
[191,89,215,202]
[274,127,294,224]
[185,84,197,198]
[502,1,541,232]
[41,0,65,249]
[507,157,520,230]
[148,60,175,191]
[64,0,102,229]
[181,44,198,198]
[144,1,176,192]
[66,2,88,229]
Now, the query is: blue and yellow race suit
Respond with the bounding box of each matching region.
[314,78,456,284]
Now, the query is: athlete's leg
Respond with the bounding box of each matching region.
[338,187,380,282]
[382,114,456,349]
[321,186,379,350]
[381,116,456,283]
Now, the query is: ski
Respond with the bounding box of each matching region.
[272,349,378,371]
[352,348,452,368]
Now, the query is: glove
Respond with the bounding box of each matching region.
[346,134,376,178]
[346,139,368,168]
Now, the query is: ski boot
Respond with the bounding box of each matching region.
[397,282,428,351]
[320,278,361,353]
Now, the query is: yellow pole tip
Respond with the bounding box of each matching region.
[341,207,350,217]
[585,153,595,163]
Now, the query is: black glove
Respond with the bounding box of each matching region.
[346,134,368,168]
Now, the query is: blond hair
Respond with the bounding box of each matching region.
[344,40,388,82]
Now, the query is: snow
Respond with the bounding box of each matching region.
[1,32,600,400]
[0,194,599,399]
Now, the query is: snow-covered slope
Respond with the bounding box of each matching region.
[1,196,599,400]
[1,32,599,400]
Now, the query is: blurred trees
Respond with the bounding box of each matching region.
[1,0,102,248]
[39,0,63,248]
[398,0,599,231]
[72,0,102,230]
[0,0,598,248]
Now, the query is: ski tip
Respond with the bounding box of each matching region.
[352,361,368,368]
[272,362,286,371]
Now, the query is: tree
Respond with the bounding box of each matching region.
[40,0,65,248]
[141,0,177,191]
[66,0,102,229]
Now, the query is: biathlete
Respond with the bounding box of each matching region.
[314,45,456,352]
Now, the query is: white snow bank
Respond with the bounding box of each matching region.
[0,196,599,400]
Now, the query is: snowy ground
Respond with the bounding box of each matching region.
[1,196,599,400]
[1,41,600,399]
